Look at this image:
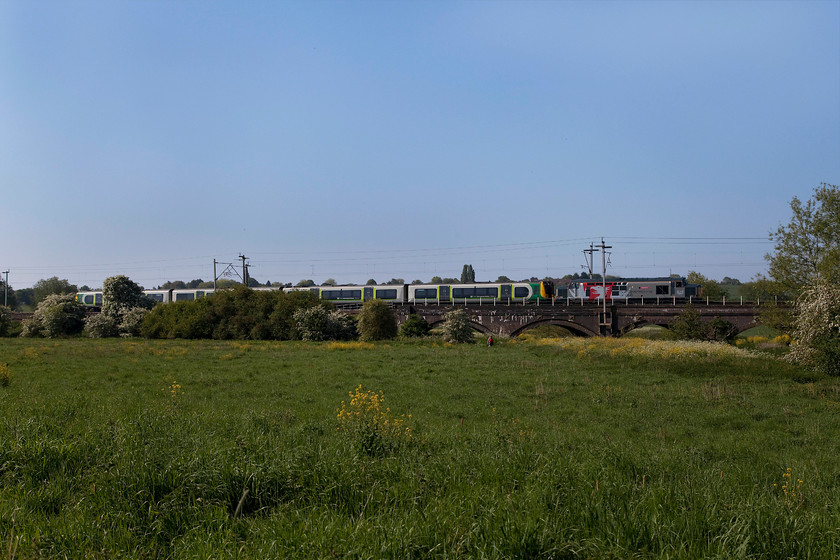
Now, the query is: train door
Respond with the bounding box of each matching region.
[439,286,450,302]
[500,284,512,300]
[363,287,374,301]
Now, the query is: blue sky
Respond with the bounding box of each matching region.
[1,0,838,289]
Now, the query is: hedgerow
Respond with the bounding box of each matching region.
[141,286,323,340]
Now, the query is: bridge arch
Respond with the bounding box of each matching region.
[510,318,599,338]
[425,318,493,335]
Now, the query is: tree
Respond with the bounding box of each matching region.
[496,275,513,283]
[441,309,475,343]
[686,271,726,301]
[0,281,18,309]
[386,278,405,285]
[101,275,153,336]
[430,276,443,284]
[322,278,337,286]
[357,299,397,341]
[32,277,78,306]
[787,280,840,376]
[366,279,378,286]
[767,183,840,293]
[461,265,475,284]
[296,279,316,287]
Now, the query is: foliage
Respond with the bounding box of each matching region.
[461,264,476,284]
[366,278,377,285]
[669,305,735,342]
[336,384,412,456]
[321,278,337,286]
[386,278,405,285]
[670,305,705,340]
[0,281,18,309]
[20,293,86,337]
[686,271,726,301]
[102,275,152,319]
[141,286,323,340]
[0,362,9,387]
[293,306,357,341]
[98,275,154,337]
[120,307,148,337]
[787,279,840,375]
[496,275,513,282]
[441,308,475,343]
[84,313,119,338]
[0,306,10,337]
[31,276,78,306]
[356,299,397,341]
[296,279,316,287]
[399,313,431,338]
[767,183,840,293]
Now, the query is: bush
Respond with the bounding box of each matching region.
[441,309,475,343]
[119,307,148,337]
[400,313,431,338]
[294,306,357,341]
[21,294,87,338]
[84,314,119,338]
[357,299,397,341]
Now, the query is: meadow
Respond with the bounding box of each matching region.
[1,337,839,559]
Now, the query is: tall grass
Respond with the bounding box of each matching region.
[1,338,838,558]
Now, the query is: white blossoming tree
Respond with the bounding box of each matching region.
[787,280,840,376]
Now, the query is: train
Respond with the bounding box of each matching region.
[76,277,699,309]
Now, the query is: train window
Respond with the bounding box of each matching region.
[453,287,498,298]
[375,289,398,299]
[175,293,195,301]
[84,295,94,304]
[322,290,362,300]
[656,285,669,295]
[95,294,102,305]
[145,293,164,302]
[514,287,529,297]
[414,289,437,299]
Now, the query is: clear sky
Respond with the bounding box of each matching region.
[1,0,838,289]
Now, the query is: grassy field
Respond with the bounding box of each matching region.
[1,337,839,558]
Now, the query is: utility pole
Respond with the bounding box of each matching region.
[599,238,612,317]
[239,254,249,286]
[213,260,217,291]
[2,270,8,307]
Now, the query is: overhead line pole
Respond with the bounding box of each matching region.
[2,270,8,307]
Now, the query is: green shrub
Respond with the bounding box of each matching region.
[357,299,397,341]
[399,313,431,338]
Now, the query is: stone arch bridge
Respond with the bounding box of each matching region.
[387,302,771,337]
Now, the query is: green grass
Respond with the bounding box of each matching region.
[1,338,839,558]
